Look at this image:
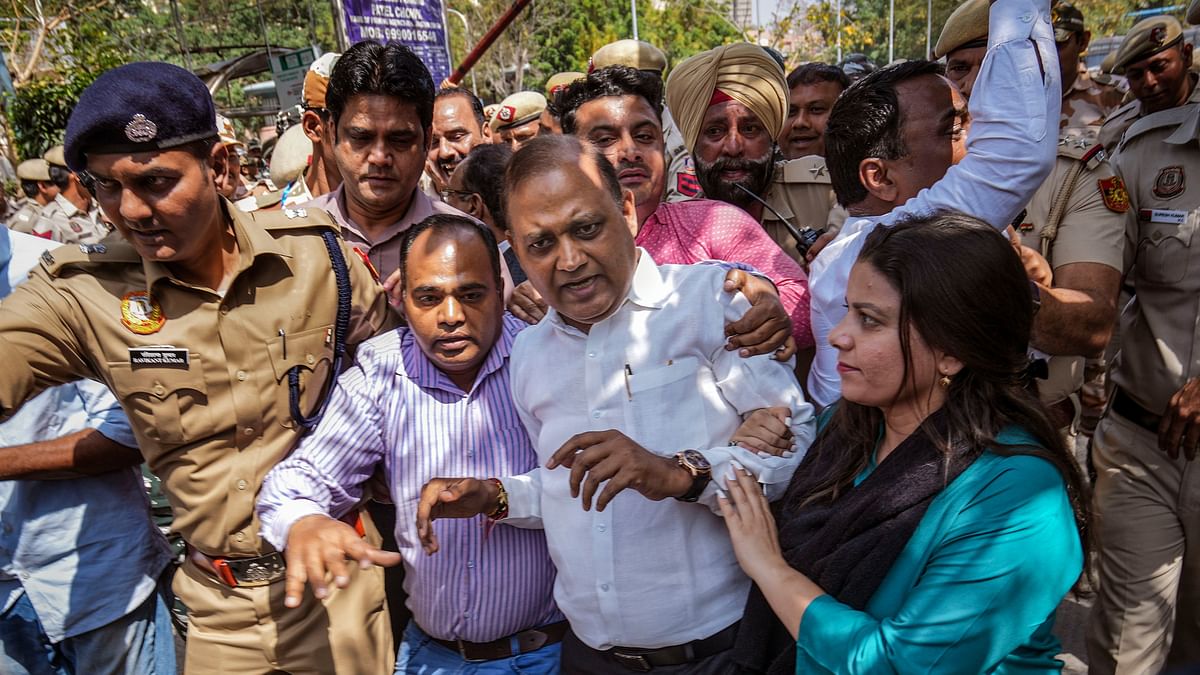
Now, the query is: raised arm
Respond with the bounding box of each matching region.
[887,0,1060,229]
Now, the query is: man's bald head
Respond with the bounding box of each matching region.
[503,134,624,211]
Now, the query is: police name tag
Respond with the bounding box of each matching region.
[1139,208,1188,225]
[129,346,189,368]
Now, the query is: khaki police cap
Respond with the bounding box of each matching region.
[1111,15,1184,73]
[591,39,668,73]
[934,0,989,59]
[43,145,67,168]
[303,52,341,109]
[546,71,586,95]
[483,103,501,125]
[269,123,312,187]
[1052,3,1086,42]
[216,114,245,152]
[16,158,51,182]
[491,91,546,132]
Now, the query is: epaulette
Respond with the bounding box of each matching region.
[1100,100,1140,130]
[255,189,283,210]
[251,205,341,234]
[38,236,140,278]
[775,156,831,185]
[1056,135,1107,170]
[1119,101,1200,151]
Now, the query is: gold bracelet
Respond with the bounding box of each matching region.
[485,478,508,520]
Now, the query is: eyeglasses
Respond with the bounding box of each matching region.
[440,188,476,202]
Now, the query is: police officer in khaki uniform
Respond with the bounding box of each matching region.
[1054,3,1115,134]
[937,0,1126,432]
[591,40,705,202]
[1099,16,1197,154]
[7,159,57,235]
[0,62,395,674]
[35,145,110,245]
[491,91,547,150]
[665,42,843,266]
[1087,19,1200,671]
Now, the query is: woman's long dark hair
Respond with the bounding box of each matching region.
[807,212,1090,569]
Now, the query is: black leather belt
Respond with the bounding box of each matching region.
[1112,387,1163,434]
[605,622,738,672]
[429,621,568,662]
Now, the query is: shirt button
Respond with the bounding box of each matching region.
[1153,230,1163,240]
[597,524,606,532]
[234,531,245,542]
[600,583,610,591]
[306,354,316,365]
[19,571,30,580]
[587,351,596,358]
[1020,11,1033,22]
[466,560,475,569]
[592,410,601,419]
[243,427,254,436]
[236,370,247,381]
[152,384,166,397]
[219,306,230,315]
[236,479,248,491]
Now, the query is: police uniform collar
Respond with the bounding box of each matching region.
[54,193,81,218]
[142,198,288,291]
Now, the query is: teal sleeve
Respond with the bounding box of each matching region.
[795,455,1082,674]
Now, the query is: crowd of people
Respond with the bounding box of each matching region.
[0,0,1198,673]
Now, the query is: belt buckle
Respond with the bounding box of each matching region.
[225,552,286,586]
[454,639,488,663]
[611,651,653,672]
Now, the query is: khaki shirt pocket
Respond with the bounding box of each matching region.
[108,359,211,446]
[1136,213,1197,286]
[267,325,335,428]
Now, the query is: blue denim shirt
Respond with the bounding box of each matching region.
[0,231,172,641]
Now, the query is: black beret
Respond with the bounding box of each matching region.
[64,61,218,172]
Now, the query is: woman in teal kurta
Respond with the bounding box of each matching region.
[721,216,1089,674]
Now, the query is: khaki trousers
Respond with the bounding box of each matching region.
[1087,410,1200,674]
[173,555,393,675]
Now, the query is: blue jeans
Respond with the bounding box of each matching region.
[0,579,176,675]
[396,622,561,674]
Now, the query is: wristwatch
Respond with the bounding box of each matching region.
[673,450,712,502]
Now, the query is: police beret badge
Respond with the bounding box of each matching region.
[125,114,159,143]
[1150,25,1168,46]
[121,291,166,335]
[1098,176,1130,213]
[498,106,515,122]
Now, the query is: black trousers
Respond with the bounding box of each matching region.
[560,630,735,675]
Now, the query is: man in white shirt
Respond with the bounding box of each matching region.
[416,134,815,673]
[806,0,1060,407]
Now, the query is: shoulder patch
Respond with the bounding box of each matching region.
[778,156,831,185]
[1098,176,1130,213]
[252,205,340,233]
[37,237,140,278]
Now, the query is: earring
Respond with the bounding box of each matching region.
[939,374,952,388]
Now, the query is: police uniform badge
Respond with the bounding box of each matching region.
[1098,176,1131,213]
[498,106,515,122]
[1154,166,1185,199]
[1151,25,1168,46]
[121,291,166,335]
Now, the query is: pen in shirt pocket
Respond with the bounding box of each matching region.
[624,364,633,400]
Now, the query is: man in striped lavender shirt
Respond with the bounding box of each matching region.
[258,214,565,673]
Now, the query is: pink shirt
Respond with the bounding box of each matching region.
[636,199,813,349]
